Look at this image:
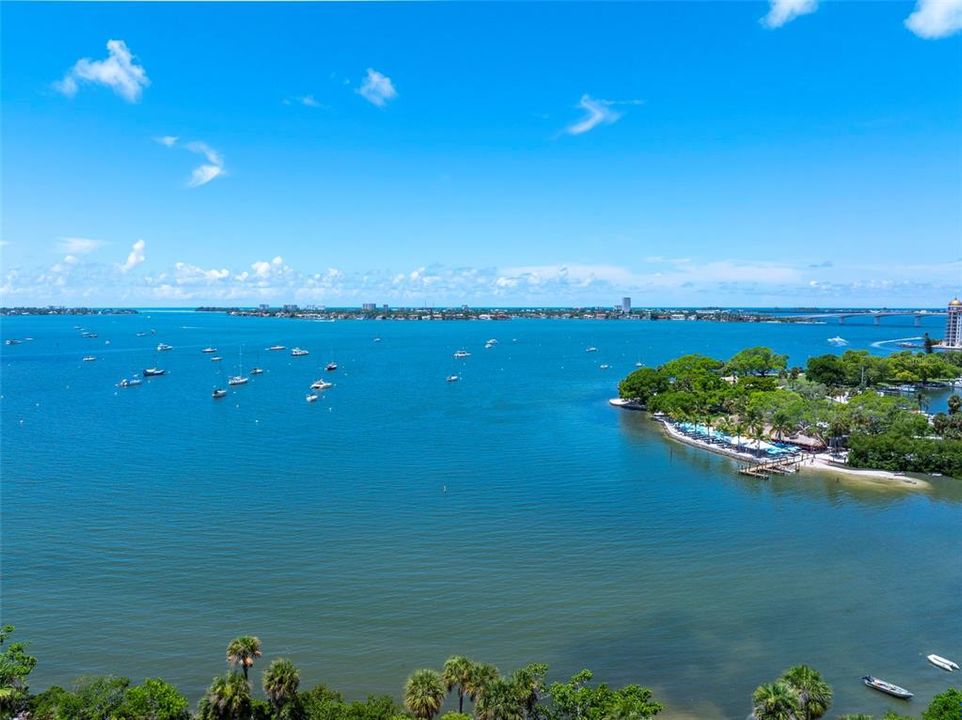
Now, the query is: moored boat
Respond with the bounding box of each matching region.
[927,654,959,671]
[306,393,319,402]
[250,367,265,375]
[201,347,218,353]
[291,347,309,357]
[268,345,286,351]
[325,362,338,372]
[211,356,223,362]
[447,374,460,382]
[453,350,470,358]
[310,379,333,390]
[862,676,912,698]
[117,377,142,388]
[143,367,166,377]
[585,346,598,353]
[227,375,249,386]
[157,343,173,351]
[212,388,228,399]
[82,355,96,362]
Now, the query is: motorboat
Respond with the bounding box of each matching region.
[635,362,643,367]
[325,362,338,372]
[484,341,495,349]
[291,347,309,357]
[5,339,21,345]
[82,355,96,362]
[135,331,148,337]
[81,332,98,339]
[117,378,142,388]
[585,346,598,353]
[861,676,912,698]
[201,347,218,353]
[143,367,166,377]
[373,337,381,343]
[927,654,959,671]
[600,364,610,370]
[310,379,333,390]
[157,343,173,351]
[267,345,286,351]
[828,336,848,346]
[250,367,265,375]
[212,388,228,399]
[453,350,471,359]
[211,356,223,362]
[306,393,319,403]
[227,375,249,386]
[486,338,498,345]
[447,374,460,382]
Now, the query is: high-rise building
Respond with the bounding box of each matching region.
[945,297,962,348]
[362,303,376,311]
[621,297,631,314]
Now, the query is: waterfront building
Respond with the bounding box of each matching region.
[621,297,631,314]
[362,303,376,311]
[945,297,962,348]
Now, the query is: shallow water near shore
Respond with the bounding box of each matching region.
[3,312,961,719]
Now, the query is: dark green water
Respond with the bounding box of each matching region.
[3,312,960,718]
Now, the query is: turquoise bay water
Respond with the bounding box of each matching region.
[3,313,961,719]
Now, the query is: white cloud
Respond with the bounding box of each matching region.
[184,141,226,187]
[905,0,962,38]
[155,135,179,147]
[57,237,104,254]
[300,95,321,108]
[55,39,149,103]
[119,239,146,273]
[564,95,642,136]
[356,68,398,107]
[761,0,819,28]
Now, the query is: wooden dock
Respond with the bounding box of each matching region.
[738,454,803,479]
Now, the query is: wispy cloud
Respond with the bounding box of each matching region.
[119,239,146,273]
[55,39,149,103]
[761,0,819,29]
[57,237,104,255]
[356,68,398,108]
[157,137,226,187]
[564,95,643,136]
[905,0,962,38]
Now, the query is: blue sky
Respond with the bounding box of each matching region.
[1,0,960,307]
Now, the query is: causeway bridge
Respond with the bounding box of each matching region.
[790,310,946,326]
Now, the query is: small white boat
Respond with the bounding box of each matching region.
[927,654,959,671]
[310,379,333,390]
[325,362,338,372]
[250,367,265,375]
[135,331,148,337]
[82,355,96,362]
[373,337,381,343]
[862,675,912,698]
[586,346,598,353]
[268,345,286,351]
[143,367,165,377]
[484,341,495,349]
[306,393,319,403]
[157,343,173,351]
[210,356,223,362]
[117,378,142,388]
[600,363,610,370]
[227,375,249,386]
[201,347,217,353]
[486,338,498,345]
[212,388,228,399]
[291,347,309,357]
[635,362,643,367]
[828,336,848,346]
[453,350,471,358]
[447,374,460,382]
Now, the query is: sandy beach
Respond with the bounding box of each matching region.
[612,401,933,491]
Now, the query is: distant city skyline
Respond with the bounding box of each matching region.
[1,1,960,307]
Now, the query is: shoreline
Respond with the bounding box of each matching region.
[611,399,932,490]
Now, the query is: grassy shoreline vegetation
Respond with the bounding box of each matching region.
[2,628,960,720]
[618,347,962,478]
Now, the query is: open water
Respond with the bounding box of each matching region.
[2,311,960,718]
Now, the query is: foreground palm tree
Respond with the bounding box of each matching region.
[509,663,548,719]
[226,636,262,681]
[751,681,799,720]
[476,678,523,720]
[404,669,446,720]
[779,665,831,720]
[464,663,500,707]
[263,657,300,714]
[442,656,475,713]
[199,672,252,720]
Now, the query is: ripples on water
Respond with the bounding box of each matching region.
[3,313,961,719]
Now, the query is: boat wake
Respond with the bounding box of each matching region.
[871,336,922,349]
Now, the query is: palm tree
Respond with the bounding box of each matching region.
[475,678,523,720]
[779,665,831,720]
[751,681,799,720]
[404,669,446,720]
[226,636,262,681]
[464,663,500,707]
[442,656,475,714]
[262,658,300,715]
[509,664,547,720]
[199,672,252,720]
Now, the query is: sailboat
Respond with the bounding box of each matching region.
[228,346,249,386]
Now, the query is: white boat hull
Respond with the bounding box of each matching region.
[927,654,959,671]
